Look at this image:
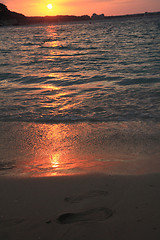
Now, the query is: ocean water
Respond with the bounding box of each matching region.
[0,16,160,177]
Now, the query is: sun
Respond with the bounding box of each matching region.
[47,4,53,10]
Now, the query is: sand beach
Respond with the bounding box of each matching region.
[0,173,160,240]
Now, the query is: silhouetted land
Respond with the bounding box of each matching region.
[0,3,160,26]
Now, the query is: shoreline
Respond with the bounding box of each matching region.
[1,121,160,177]
[0,173,160,240]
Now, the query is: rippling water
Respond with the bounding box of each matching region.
[0,16,160,176]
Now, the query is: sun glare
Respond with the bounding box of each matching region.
[47,4,53,10]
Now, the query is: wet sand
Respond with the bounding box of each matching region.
[1,121,160,177]
[0,173,160,240]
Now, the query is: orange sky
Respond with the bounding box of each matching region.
[1,0,160,16]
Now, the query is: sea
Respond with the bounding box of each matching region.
[0,15,160,177]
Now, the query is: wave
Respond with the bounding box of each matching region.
[118,77,160,85]
[0,114,159,125]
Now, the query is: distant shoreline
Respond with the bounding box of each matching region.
[27,11,160,25]
[0,3,160,26]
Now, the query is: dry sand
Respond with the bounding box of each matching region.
[0,173,160,240]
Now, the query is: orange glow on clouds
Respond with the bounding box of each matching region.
[3,0,160,17]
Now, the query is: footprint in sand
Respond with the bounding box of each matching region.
[64,190,108,203]
[57,207,113,224]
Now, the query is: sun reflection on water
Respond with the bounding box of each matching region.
[43,25,61,50]
[50,152,60,169]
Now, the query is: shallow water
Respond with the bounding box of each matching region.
[0,16,160,176]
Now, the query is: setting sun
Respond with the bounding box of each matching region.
[3,0,160,17]
[47,3,53,10]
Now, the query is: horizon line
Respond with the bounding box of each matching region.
[25,11,160,18]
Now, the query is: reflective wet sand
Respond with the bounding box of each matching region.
[0,121,159,177]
